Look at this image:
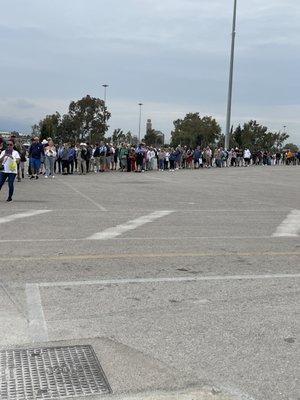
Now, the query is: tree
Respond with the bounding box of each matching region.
[125,131,133,144]
[230,120,290,151]
[170,113,221,148]
[59,114,77,143]
[112,128,126,144]
[32,112,61,141]
[68,95,110,143]
[143,129,163,146]
[283,143,299,152]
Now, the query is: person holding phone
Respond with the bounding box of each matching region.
[0,140,20,202]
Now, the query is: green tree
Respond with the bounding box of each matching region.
[230,120,289,151]
[171,113,221,148]
[283,143,299,152]
[125,131,133,144]
[68,95,110,143]
[59,114,77,143]
[112,128,126,144]
[32,112,61,141]
[143,129,163,146]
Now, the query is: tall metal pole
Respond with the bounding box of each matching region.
[101,84,109,142]
[138,103,143,142]
[102,84,108,103]
[225,0,237,150]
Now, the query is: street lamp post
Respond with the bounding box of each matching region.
[102,84,109,104]
[225,0,238,150]
[138,103,143,142]
[102,84,109,141]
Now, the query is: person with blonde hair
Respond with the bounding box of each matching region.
[44,139,57,178]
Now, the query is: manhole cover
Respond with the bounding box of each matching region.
[0,345,111,399]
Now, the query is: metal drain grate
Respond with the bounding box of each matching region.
[0,345,111,399]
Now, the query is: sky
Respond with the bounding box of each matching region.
[1,0,300,144]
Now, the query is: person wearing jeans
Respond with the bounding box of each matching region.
[0,140,20,202]
[28,137,44,179]
[44,140,57,178]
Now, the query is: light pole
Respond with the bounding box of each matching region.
[102,84,109,104]
[225,0,238,150]
[101,84,109,141]
[138,103,143,142]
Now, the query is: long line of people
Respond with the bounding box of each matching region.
[37,140,300,175]
[1,135,300,183]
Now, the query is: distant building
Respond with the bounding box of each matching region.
[145,120,165,145]
[146,119,152,132]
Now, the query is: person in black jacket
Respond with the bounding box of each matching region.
[28,137,44,180]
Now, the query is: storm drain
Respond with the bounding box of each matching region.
[0,345,112,399]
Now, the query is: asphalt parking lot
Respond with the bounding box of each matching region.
[0,166,299,400]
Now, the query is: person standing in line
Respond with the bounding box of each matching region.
[18,144,27,179]
[61,143,70,175]
[157,149,165,171]
[205,146,212,168]
[193,146,201,169]
[56,143,64,173]
[77,143,87,174]
[93,143,101,173]
[28,137,44,179]
[85,142,93,173]
[68,143,76,174]
[0,140,20,202]
[44,139,57,178]
[169,148,176,171]
[243,148,251,166]
[98,141,107,172]
[119,143,128,172]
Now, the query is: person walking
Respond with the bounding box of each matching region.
[0,140,20,202]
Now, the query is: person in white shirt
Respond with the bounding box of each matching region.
[44,139,57,178]
[243,148,251,166]
[0,140,20,202]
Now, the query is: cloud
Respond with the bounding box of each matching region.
[0,0,299,142]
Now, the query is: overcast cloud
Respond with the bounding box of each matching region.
[1,0,299,143]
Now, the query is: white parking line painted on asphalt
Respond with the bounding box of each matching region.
[37,273,300,288]
[0,210,51,225]
[0,235,297,244]
[59,179,107,211]
[87,210,173,240]
[272,209,300,237]
[25,283,49,343]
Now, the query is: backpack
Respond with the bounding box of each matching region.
[93,147,100,157]
[81,148,87,160]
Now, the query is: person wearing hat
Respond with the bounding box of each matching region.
[77,143,87,174]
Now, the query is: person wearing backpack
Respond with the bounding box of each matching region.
[93,143,101,172]
[77,143,87,174]
[99,141,107,172]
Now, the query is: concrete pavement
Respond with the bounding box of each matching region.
[0,166,299,400]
